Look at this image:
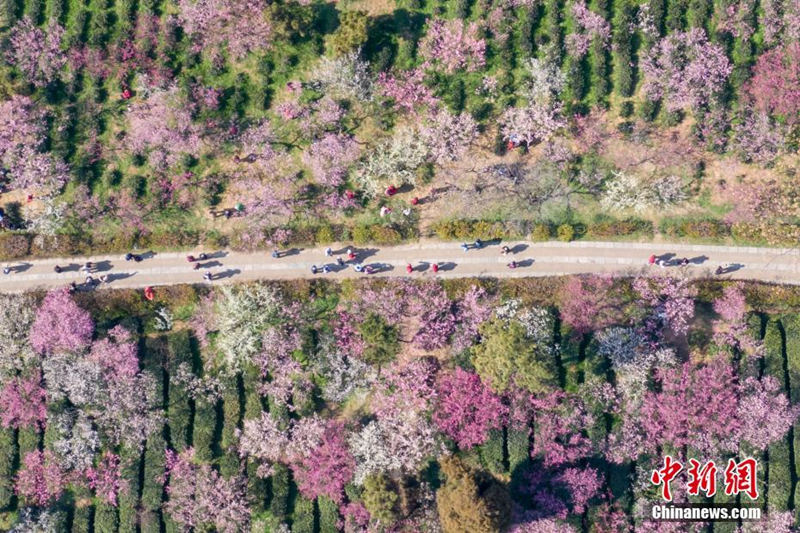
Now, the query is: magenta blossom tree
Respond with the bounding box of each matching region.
[633,275,696,338]
[433,368,507,449]
[0,371,47,430]
[642,28,732,111]
[744,42,800,124]
[419,18,486,73]
[291,420,355,503]
[15,450,67,507]
[378,68,440,114]
[88,326,139,380]
[30,288,94,355]
[86,452,127,506]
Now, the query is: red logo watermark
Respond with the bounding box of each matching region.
[651,456,759,502]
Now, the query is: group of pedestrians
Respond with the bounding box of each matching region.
[648,253,729,275]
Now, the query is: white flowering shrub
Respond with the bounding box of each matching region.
[601,171,686,213]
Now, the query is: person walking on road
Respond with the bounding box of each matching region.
[325,247,332,257]
[461,243,469,252]
[2,266,9,275]
[648,254,656,266]
[53,265,62,274]
[432,263,439,273]
[203,271,213,281]
[406,263,413,274]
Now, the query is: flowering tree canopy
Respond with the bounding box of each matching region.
[176,0,272,59]
[642,29,732,111]
[6,18,66,87]
[30,288,94,356]
[433,368,507,449]
[0,95,69,193]
[419,19,486,73]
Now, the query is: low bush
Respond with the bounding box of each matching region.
[530,223,552,241]
[0,232,31,259]
[660,218,730,240]
[585,217,653,239]
[557,224,575,242]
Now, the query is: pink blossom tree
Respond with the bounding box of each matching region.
[566,2,611,57]
[15,450,67,507]
[633,275,696,338]
[738,376,798,451]
[712,285,764,358]
[291,420,355,503]
[377,68,440,114]
[744,42,800,124]
[433,368,507,449]
[0,95,69,193]
[164,448,250,532]
[6,18,66,87]
[176,0,272,59]
[30,288,94,355]
[642,29,732,111]
[419,109,479,165]
[86,452,127,506]
[419,19,486,73]
[500,102,566,148]
[125,86,203,170]
[88,326,139,380]
[558,275,623,336]
[531,392,595,468]
[302,133,361,187]
[553,467,602,514]
[0,371,47,430]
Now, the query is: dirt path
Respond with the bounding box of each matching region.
[2,239,800,293]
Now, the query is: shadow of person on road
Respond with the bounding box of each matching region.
[209,250,228,259]
[108,272,135,282]
[62,263,81,272]
[689,255,709,265]
[721,263,744,274]
[198,260,223,269]
[438,262,457,271]
[516,258,534,267]
[357,248,379,261]
[417,262,430,272]
[215,269,241,279]
[11,262,32,273]
[140,251,157,260]
[511,244,529,254]
[94,260,113,272]
[658,253,676,263]
[369,263,393,273]
[281,248,302,257]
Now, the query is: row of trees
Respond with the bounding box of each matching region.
[0,274,798,531]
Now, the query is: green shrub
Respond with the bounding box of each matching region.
[586,218,653,239]
[660,218,729,240]
[94,503,119,533]
[370,225,404,244]
[557,224,575,242]
[351,225,371,245]
[269,464,290,520]
[220,376,242,478]
[71,502,91,532]
[530,223,552,241]
[315,224,335,244]
[619,100,634,118]
[167,332,193,451]
[292,495,315,533]
[193,398,216,463]
[318,495,340,533]
[117,448,141,532]
[638,99,659,122]
[479,429,506,475]
[507,427,529,474]
[0,428,14,508]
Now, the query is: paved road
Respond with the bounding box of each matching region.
[1,239,800,293]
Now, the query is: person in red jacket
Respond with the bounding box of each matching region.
[406,263,413,274]
[432,263,439,273]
